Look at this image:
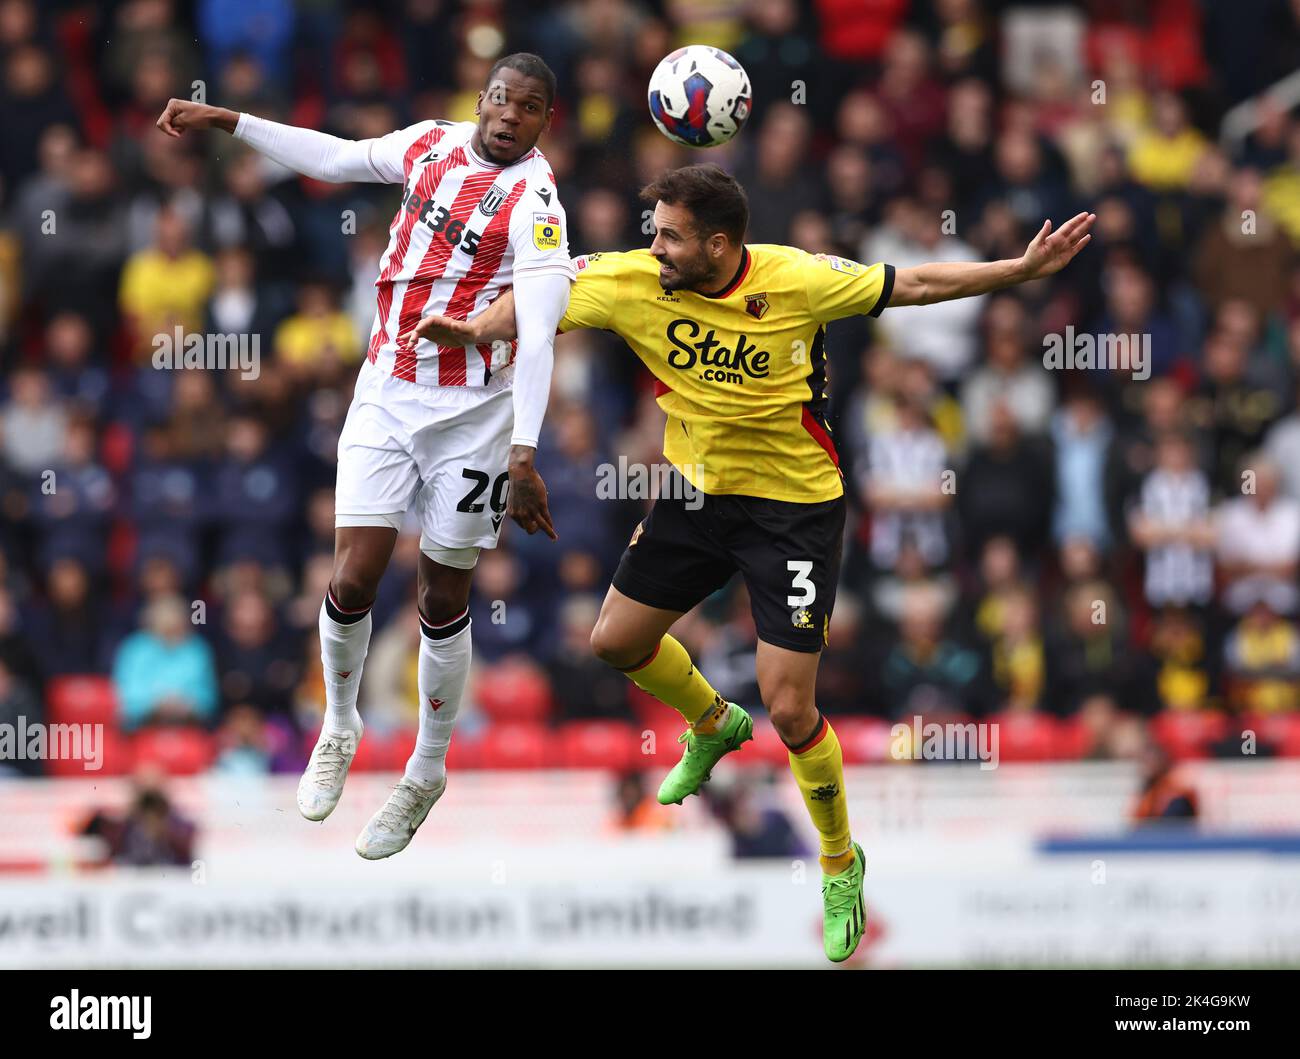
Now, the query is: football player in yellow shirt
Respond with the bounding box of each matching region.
[403,164,1093,961]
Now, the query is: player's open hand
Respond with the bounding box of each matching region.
[399,314,477,350]
[506,455,557,541]
[1019,211,1095,281]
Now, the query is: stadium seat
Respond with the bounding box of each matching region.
[1240,714,1300,758]
[834,717,894,764]
[44,726,135,777]
[478,722,550,769]
[988,711,1058,762]
[1052,716,1095,760]
[1150,709,1230,760]
[740,718,791,767]
[444,731,485,770]
[553,721,642,770]
[133,726,215,775]
[475,664,552,723]
[46,675,118,728]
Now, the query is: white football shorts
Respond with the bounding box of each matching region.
[334,357,515,566]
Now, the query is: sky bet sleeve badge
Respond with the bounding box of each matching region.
[533,213,561,250]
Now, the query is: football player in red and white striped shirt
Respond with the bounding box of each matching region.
[157,54,573,857]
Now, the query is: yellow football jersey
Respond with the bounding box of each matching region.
[559,245,893,503]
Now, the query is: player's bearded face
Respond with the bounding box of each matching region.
[476,72,550,164]
[655,238,711,291]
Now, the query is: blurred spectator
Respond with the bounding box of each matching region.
[1216,458,1300,616]
[1,366,67,476]
[1045,581,1135,716]
[1051,389,1114,551]
[958,402,1054,560]
[610,770,674,832]
[1128,432,1216,608]
[79,781,198,867]
[861,392,951,571]
[0,657,43,777]
[112,595,219,729]
[548,595,630,721]
[1223,601,1300,714]
[215,589,299,715]
[960,295,1054,445]
[864,198,986,380]
[881,584,986,719]
[1130,744,1199,823]
[28,558,112,676]
[119,203,215,351]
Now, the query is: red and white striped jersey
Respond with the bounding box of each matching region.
[362,120,573,387]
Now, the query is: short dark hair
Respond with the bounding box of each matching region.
[640,164,749,245]
[486,52,557,109]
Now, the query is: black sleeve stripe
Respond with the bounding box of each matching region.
[869,263,895,318]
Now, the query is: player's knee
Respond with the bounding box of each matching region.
[589,619,646,669]
[418,582,469,625]
[765,689,816,740]
[329,568,379,612]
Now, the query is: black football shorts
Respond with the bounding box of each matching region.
[611,470,846,652]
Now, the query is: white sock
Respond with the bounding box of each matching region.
[404,608,471,786]
[319,591,371,736]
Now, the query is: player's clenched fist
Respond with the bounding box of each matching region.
[156,99,238,138]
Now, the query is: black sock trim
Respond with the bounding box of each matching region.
[325,590,372,625]
[420,607,470,640]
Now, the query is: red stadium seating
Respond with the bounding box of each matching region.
[988,711,1059,762]
[478,722,550,769]
[553,721,642,770]
[834,717,894,764]
[1150,709,1230,760]
[475,664,552,723]
[44,726,135,777]
[46,675,118,728]
[740,718,791,767]
[134,727,216,775]
[1051,717,1095,760]
[1240,714,1300,758]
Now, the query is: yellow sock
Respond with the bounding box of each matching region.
[618,634,722,726]
[786,713,854,874]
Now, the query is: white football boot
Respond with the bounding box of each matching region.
[355,776,445,860]
[296,724,362,821]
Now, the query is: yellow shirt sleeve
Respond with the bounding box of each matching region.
[802,252,893,323]
[558,252,622,332]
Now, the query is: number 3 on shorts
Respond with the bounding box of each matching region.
[787,560,815,607]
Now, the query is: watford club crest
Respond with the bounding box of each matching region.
[745,292,769,320]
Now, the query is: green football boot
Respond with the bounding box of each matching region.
[822,842,867,963]
[656,703,754,805]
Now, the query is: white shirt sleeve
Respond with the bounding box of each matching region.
[508,174,577,279]
[233,114,438,184]
[509,270,572,449]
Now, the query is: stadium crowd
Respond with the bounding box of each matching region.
[3,0,1300,778]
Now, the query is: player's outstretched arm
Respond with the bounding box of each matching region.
[156,99,397,184]
[890,211,1095,307]
[400,289,521,349]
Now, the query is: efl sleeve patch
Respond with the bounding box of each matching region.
[533,213,562,250]
[824,254,864,275]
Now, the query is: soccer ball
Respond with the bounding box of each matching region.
[647,45,752,148]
